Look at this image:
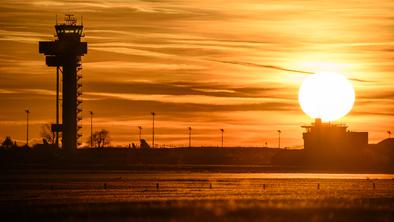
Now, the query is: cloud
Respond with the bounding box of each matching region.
[85,81,288,98]
[210,60,379,84]
[211,59,314,74]
[85,91,291,106]
[84,61,204,71]
[348,78,376,83]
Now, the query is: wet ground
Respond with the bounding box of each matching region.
[0,170,393,221]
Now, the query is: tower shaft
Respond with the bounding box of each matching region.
[62,57,79,150]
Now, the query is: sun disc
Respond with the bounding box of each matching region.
[298,72,355,122]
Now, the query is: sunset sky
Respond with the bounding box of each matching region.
[0,0,393,147]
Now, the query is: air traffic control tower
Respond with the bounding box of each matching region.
[39,15,87,151]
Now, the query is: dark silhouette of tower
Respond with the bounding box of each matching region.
[39,15,87,151]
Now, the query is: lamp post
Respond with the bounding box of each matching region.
[25,109,30,146]
[55,66,60,149]
[277,130,281,148]
[138,126,142,142]
[151,112,156,148]
[90,111,93,148]
[388,130,392,138]
[220,128,224,148]
[188,126,192,148]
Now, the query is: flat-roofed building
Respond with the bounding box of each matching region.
[302,118,368,165]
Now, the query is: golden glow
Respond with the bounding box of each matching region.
[0,0,393,146]
[298,72,355,122]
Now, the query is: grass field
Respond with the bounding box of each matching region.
[0,170,393,221]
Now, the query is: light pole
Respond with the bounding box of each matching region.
[388,130,392,138]
[55,66,60,149]
[138,126,142,142]
[151,112,156,148]
[277,130,281,148]
[90,111,93,148]
[220,128,224,148]
[188,126,192,148]
[25,109,30,146]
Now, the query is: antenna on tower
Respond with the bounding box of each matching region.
[64,14,77,25]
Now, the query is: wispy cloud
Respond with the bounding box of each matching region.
[211,60,314,74]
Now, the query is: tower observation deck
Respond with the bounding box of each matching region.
[39,15,87,151]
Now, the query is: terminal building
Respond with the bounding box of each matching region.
[301,118,369,163]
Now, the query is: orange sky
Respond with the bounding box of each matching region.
[0,0,393,147]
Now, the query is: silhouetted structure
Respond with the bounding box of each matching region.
[90,111,93,148]
[24,109,30,146]
[220,129,224,148]
[137,126,142,144]
[302,118,368,164]
[188,127,192,148]
[151,112,156,148]
[39,15,87,151]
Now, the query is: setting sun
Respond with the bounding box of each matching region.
[0,1,393,222]
[298,72,355,122]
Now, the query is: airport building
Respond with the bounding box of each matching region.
[302,118,368,157]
